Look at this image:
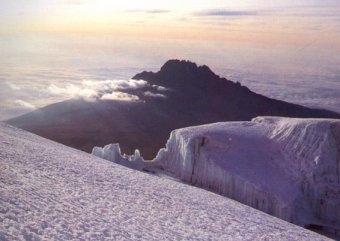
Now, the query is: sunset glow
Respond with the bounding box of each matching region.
[2,0,340,46]
[1,0,340,120]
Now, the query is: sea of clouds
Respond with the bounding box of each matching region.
[0,74,172,120]
[1,34,339,120]
[48,79,148,101]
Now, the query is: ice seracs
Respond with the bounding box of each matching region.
[92,143,145,170]
[93,117,340,236]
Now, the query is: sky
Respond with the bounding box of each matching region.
[1,0,340,46]
[0,0,339,120]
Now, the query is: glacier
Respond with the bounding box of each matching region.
[92,117,340,236]
[1,122,332,240]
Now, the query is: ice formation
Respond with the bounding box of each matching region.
[1,122,331,240]
[92,144,146,170]
[93,117,340,236]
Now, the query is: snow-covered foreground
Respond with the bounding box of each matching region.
[0,123,332,240]
[93,117,340,237]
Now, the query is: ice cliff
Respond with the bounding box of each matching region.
[92,117,340,235]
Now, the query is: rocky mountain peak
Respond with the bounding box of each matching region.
[160,59,217,79]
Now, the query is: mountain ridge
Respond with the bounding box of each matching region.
[6,59,340,158]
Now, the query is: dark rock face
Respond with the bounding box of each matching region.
[6,60,340,159]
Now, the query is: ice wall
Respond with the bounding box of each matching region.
[153,121,299,222]
[92,117,340,234]
[154,117,340,233]
[258,118,340,232]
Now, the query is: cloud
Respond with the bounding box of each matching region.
[194,10,258,17]
[58,0,88,5]
[144,91,166,98]
[101,92,139,101]
[48,79,149,101]
[81,79,148,91]
[6,82,21,90]
[152,85,169,92]
[127,9,171,14]
[15,100,36,109]
[48,84,98,100]
[146,9,170,14]
[268,5,340,18]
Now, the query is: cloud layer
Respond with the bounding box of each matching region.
[49,79,148,101]
[6,82,21,91]
[101,92,140,101]
[48,79,169,102]
[127,9,171,14]
[144,91,166,98]
[194,10,258,17]
[15,99,36,109]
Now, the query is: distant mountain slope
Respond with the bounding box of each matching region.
[0,122,332,240]
[6,60,340,158]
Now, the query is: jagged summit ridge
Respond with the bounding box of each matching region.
[132,59,232,89]
[160,59,217,78]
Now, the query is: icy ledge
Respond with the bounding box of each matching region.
[92,117,340,235]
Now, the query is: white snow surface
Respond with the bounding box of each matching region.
[0,122,332,240]
[93,117,340,236]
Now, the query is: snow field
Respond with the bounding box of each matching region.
[0,122,332,240]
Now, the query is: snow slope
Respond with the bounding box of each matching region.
[0,123,332,240]
[93,117,340,236]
